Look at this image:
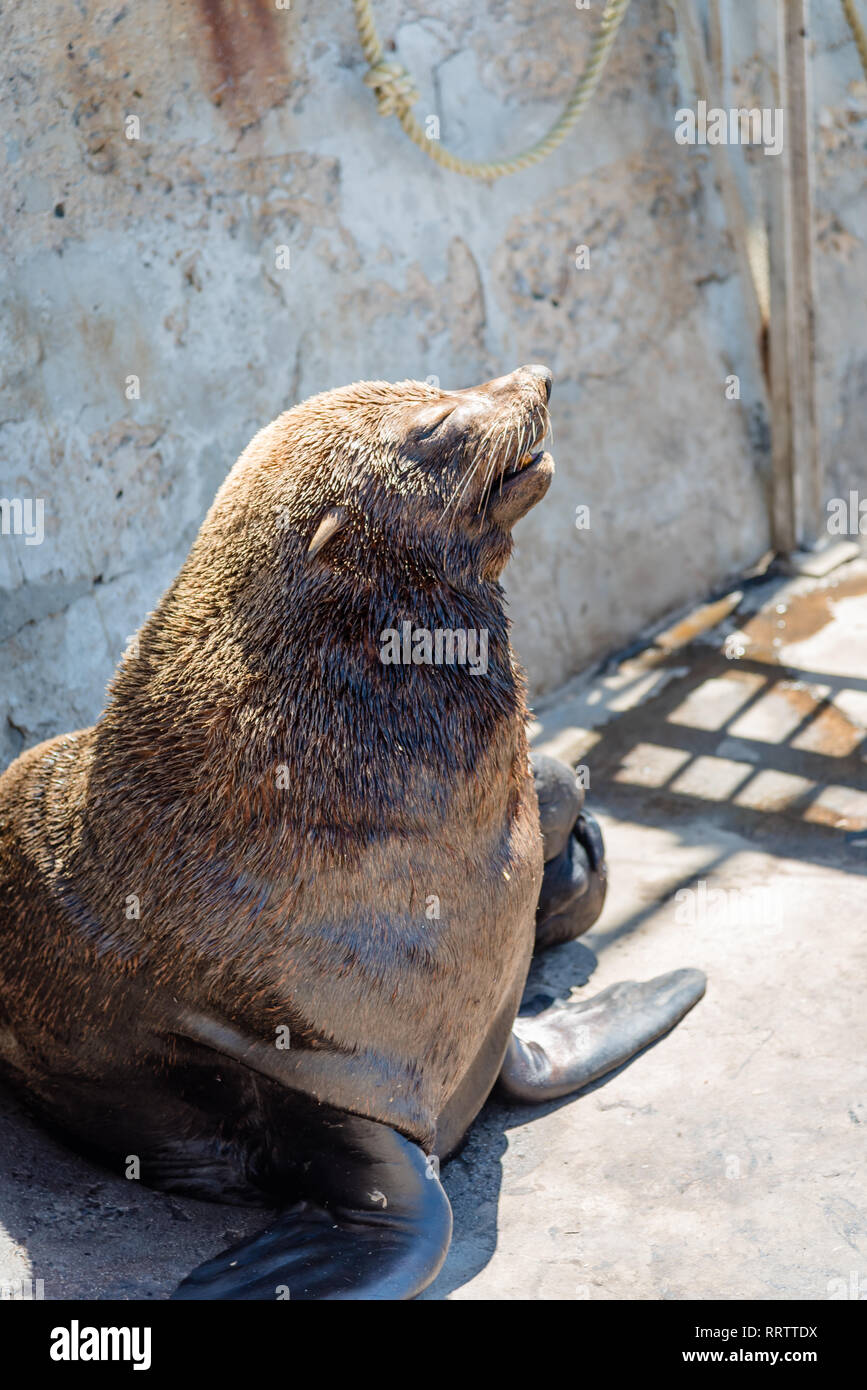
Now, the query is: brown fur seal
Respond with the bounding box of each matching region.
[0,365,705,1299]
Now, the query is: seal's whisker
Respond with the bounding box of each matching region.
[443,456,481,523]
[501,422,525,499]
[480,420,510,512]
[465,421,506,519]
[543,408,553,450]
[448,417,504,519]
[443,434,489,518]
[477,421,505,514]
[466,419,504,517]
[477,422,505,517]
[489,419,522,507]
[442,438,492,533]
[441,444,481,519]
[495,425,512,500]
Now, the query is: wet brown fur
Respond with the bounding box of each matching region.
[0,369,553,1161]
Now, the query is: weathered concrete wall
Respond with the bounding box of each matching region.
[0,0,863,768]
[810,6,867,505]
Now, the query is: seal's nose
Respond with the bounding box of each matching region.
[523,364,553,401]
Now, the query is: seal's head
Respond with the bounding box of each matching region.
[100,366,554,863]
[271,364,555,586]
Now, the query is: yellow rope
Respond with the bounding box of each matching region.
[352,0,632,180]
[841,0,867,81]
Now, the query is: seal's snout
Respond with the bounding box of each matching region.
[429,362,556,543]
[523,364,553,402]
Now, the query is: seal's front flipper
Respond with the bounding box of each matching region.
[172,1118,451,1301]
[498,968,706,1103]
[532,753,608,950]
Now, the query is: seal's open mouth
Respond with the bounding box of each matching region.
[499,441,546,489]
[484,424,555,530]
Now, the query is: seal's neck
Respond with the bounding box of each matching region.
[92,521,530,866]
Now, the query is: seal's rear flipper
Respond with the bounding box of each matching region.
[171,1119,451,1301]
[498,968,706,1103]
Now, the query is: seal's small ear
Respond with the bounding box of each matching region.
[307,509,346,561]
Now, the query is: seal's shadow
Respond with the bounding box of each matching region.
[0,1084,265,1300]
[423,936,691,1299]
[422,938,600,1299]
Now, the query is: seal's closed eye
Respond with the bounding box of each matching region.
[410,400,456,441]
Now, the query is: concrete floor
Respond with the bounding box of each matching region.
[2,556,866,1300]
